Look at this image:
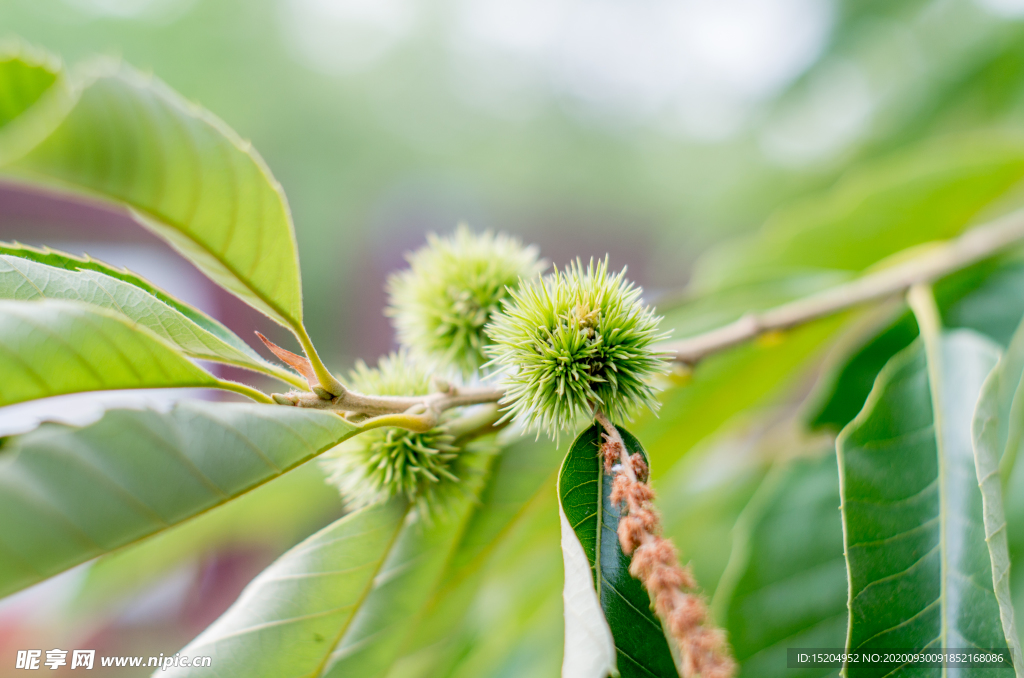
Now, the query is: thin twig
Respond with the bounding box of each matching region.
[275,384,505,426]
[661,206,1024,364]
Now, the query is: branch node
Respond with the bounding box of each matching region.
[312,386,335,401]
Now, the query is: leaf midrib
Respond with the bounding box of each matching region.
[916,309,950,678]
[310,503,411,678]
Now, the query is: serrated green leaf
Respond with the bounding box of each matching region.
[973,316,1024,674]
[0,247,302,387]
[714,455,846,678]
[0,53,304,328]
[0,298,222,406]
[558,422,678,678]
[694,134,1024,292]
[166,446,496,678]
[838,329,1005,670]
[0,401,358,599]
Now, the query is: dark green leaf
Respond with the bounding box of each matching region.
[643,316,845,475]
[807,311,920,431]
[838,330,1004,669]
[558,422,678,678]
[714,454,846,678]
[807,252,1024,431]
[0,401,357,598]
[941,252,1024,349]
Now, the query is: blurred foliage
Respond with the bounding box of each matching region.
[3,0,1022,363]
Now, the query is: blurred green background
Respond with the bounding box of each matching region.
[3,0,1024,675]
[8,0,1024,366]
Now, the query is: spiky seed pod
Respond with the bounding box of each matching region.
[319,351,481,515]
[386,226,544,377]
[485,258,669,437]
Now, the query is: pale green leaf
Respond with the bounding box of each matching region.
[0,44,74,164]
[167,447,496,678]
[973,315,1024,674]
[74,462,344,612]
[838,329,1004,667]
[0,43,59,129]
[0,52,304,328]
[320,466,488,678]
[0,298,222,406]
[0,401,358,598]
[0,247,302,387]
[385,437,564,672]
[166,500,409,678]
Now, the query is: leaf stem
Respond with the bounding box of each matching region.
[907,283,942,339]
[214,379,275,404]
[293,323,347,396]
[661,207,1024,364]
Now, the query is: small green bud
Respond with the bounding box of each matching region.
[319,351,483,514]
[386,225,544,377]
[271,392,299,406]
[485,258,669,437]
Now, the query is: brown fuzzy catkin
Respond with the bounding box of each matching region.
[599,430,736,678]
